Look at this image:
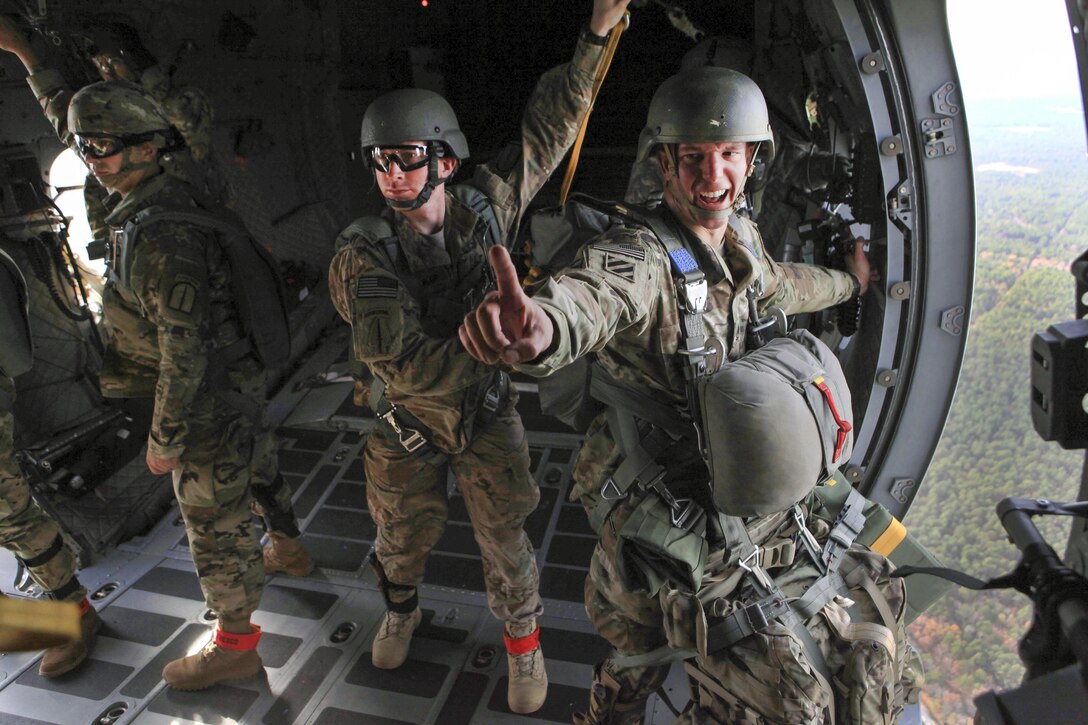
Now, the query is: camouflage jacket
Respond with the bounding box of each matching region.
[516,210,857,501]
[26,64,223,200]
[104,173,250,460]
[329,34,607,454]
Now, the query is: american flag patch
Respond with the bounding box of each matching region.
[593,243,645,261]
[356,276,398,299]
[604,255,636,283]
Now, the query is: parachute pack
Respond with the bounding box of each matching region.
[116,204,291,373]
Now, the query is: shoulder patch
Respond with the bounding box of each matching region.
[603,254,637,283]
[167,281,198,314]
[356,276,398,299]
[591,242,646,261]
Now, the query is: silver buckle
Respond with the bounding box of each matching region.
[601,478,625,500]
[682,279,708,314]
[738,547,775,592]
[792,505,825,571]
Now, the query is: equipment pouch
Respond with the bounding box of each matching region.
[660,588,703,651]
[815,479,951,623]
[616,490,707,595]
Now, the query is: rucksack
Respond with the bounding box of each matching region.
[0,248,34,379]
[117,205,291,372]
[521,193,657,431]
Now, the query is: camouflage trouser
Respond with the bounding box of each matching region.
[249,427,302,538]
[363,399,542,623]
[0,390,83,602]
[172,409,264,621]
[573,414,673,719]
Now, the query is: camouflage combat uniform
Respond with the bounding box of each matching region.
[104,172,267,620]
[515,210,857,705]
[25,69,296,542]
[329,35,607,623]
[0,375,83,603]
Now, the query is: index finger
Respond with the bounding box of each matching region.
[489,245,526,302]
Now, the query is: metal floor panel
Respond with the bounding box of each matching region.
[0,332,692,724]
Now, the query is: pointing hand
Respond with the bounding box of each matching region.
[459,246,554,365]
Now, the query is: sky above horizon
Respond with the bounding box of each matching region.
[948,0,1081,102]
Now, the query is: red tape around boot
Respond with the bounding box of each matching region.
[214,624,262,651]
[77,598,92,616]
[504,626,540,655]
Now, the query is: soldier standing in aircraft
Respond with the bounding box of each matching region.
[328,0,631,714]
[0,16,313,580]
[57,80,276,690]
[0,248,99,678]
[460,66,872,723]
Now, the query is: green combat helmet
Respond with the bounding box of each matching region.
[359,88,468,211]
[636,66,775,220]
[68,80,179,150]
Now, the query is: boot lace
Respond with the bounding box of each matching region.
[379,610,415,639]
[511,647,541,678]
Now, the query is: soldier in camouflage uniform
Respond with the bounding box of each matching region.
[328,1,631,713]
[0,16,225,239]
[461,66,872,723]
[0,249,100,677]
[0,17,312,580]
[63,80,274,690]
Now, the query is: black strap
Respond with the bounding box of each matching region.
[893,564,1017,591]
[17,533,65,569]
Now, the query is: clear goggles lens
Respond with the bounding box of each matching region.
[369,145,431,173]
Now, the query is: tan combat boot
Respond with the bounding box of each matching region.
[39,599,100,678]
[371,607,421,669]
[505,617,548,714]
[162,622,263,690]
[263,532,315,577]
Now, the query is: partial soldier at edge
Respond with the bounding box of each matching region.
[0,248,99,678]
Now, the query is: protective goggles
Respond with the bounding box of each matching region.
[368,144,432,173]
[74,132,157,160]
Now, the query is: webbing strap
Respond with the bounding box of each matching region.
[17,533,64,569]
[558,13,630,204]
[844,562,900,649]
[713,515,834,684]
[821,487,868,572]
[368,374,440,457]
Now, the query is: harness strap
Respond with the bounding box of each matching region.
[368,369,509,458]
[367,373,441,458]
[843,558,900,639]
[821,487,868,572]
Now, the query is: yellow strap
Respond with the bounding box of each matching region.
[558,12,630,205]
[871,517,908,557]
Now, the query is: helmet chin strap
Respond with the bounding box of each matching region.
[383,148,455,212]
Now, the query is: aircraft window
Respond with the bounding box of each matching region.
[49,148,102,278]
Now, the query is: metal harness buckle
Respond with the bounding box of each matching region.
[792,504,826,572]
[601,478,625,500]
[381,406,427,453]
[738,547,776,592]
